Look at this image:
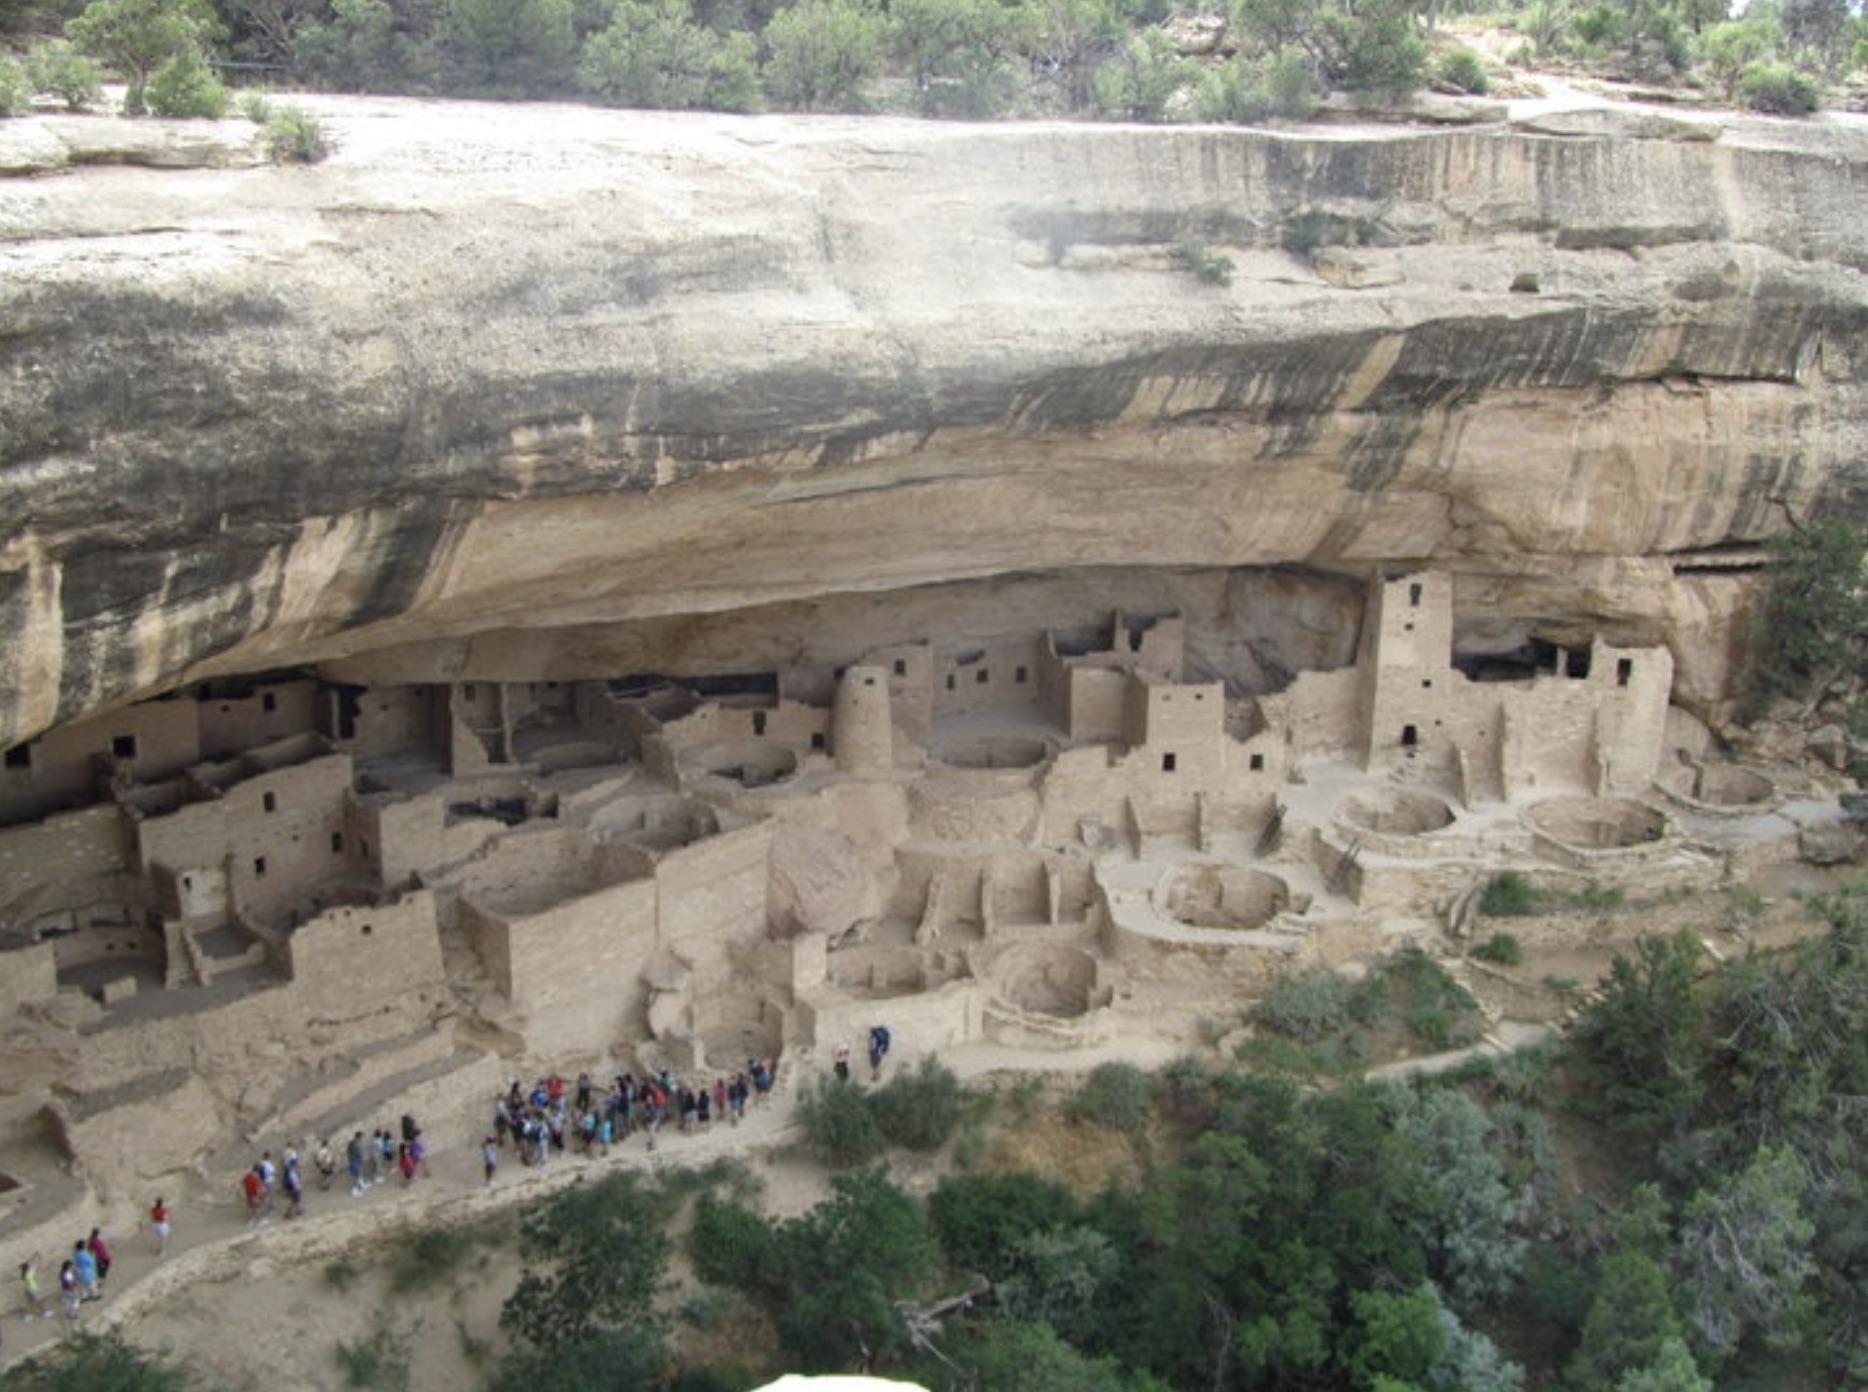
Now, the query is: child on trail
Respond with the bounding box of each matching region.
[868,1024,892,1081]
[147,1198,171,1258]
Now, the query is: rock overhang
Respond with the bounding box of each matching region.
[4,98,1868,742]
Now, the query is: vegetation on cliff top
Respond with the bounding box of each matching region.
[1,0,1859,126]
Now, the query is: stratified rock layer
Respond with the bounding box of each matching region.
[3,97,1868,740]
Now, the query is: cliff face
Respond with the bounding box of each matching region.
[4,97,1868,740]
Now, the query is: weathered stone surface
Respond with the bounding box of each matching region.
[3,96,1868,742]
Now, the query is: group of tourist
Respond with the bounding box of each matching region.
[487,1060,780,1177]
[340,1116,431,1199]
[15,1226,113,1325]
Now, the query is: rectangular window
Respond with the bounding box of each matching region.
[262,692,277,713]
[893,659,906,677]
[331,831,344,854]
[3,744,29,770]
[253,856,267,878]
[1401,725,1419,748]
[262,791,277,813]
[1249,753,1264,771]
[1617,658,1633,688]
[976,669,989,684]
[1409,582,1423,607]
[112,734,138,760]
[1015,666,1029,684]
[1161,752,1177,772]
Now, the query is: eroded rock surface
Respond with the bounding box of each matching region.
[3,96,1868,740]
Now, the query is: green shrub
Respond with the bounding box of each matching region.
[1281,207,1381,258]
[689,1195,784,1292]
[1253,965,1356,1042]
[871,1054,969,1151]
[0,56,30,116]
[145,47,228,118]
[762,0,883,112]
[237,87,271,121]
[0,1330,202,1391]
[334,1319,412,1391]
[929,1170,1078,1275]
[1170,238,1235,287]
[1374,946,1481,1050]
[323,1253,364,1290]
[1432,46,1489,94]
[796,1070,886,1166]
[1064,1060,1156,1130]
[386,1222,478,1294]
[264,103,335,162]
[1089,27,1189,120]
[1738,60,1820,115]
[1196,49,1316,123]
[1472,931,1524,967]
[1479,871,1541,918]
[28,40,103,110]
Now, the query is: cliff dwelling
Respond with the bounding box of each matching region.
[0,565,1848,1252]
[2,87,1867,1313]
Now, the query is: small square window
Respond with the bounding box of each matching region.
[4,744,29,770]
[893,659,906,677]
[811,732,826,751]
[1249,753,1264,771]
[462,683,477,702]
[1162,752,1177,773]
[112,734,138,760]
[976,669,989,685]
[1421,679,1432,690]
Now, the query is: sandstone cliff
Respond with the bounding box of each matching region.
[4,95,1868,741]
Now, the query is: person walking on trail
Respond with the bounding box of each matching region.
[86,1229,112,1288]
[833,1041,851,1082]
[147,1198,172,1258]
[18,1258,45,1316]
[868,1024,892,1081]
[346,1132,366,1198]
[482,1136,498,1187]
[71,1241,100,1303]
[57,1260,79,1322]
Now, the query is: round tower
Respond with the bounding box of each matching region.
[833,665,893,777]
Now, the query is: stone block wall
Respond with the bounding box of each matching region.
[195,680,320,760]
[657,821,774,955]
[288,889,445,1024]
[931,636,1045,720]
[0,804,130,917]
[498,878,658,1059]
[0,699,199,826]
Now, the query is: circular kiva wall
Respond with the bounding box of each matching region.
[992,942,1099,1018]
[695,741,797,788]
[932,735,1052,771]
[1525,796,1666,850]
[1337,788,1455,836]
[1157,863,1290,931]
